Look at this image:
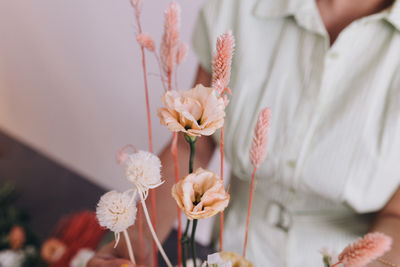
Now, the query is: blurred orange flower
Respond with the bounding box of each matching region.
[41,238,67,263]
[9,226,25,250]
[171,168,229,220]
[220,252,253,267]
[157,84,225,137]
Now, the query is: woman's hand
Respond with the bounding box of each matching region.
[368,187,400,267]
[87,241,148,267]
[87,253,137,267]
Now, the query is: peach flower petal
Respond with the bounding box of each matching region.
[158,84,225,137]
[41,238,67,264]
[9,226,25,250]
[171,168,230,220]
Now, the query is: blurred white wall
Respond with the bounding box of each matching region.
[0,0,206,191]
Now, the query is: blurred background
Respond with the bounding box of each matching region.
[0,0,224,265]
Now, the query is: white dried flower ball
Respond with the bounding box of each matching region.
[70,249,95,267]
[96,191,137,233]
[207,253,232,267]
[125,150,163,195]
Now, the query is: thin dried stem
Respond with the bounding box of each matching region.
[139,193,173,267]
[243,167,258,257]
[152,52,168,91]
[132,4,158,265]
[219,127,225,251]
[123,229,136,265]
[172,133,182,267]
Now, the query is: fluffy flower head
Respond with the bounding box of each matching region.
[96,190,137,233]
[172,168,230,220]
[137,33,155,52]
[41,238,67,264]
[338,232,392,267]
[125,150,163,197]
[0,250,25,266]
[130,0,142,9]
[158,84,225,137]
[9,226,25,250]
[176,42,188,64]
[206,252,253,267]
[249,108,271,168]
[212,30,235,95]
[70,249,95,267]
[160,1,181,75]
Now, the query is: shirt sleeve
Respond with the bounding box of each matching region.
[343,73,400,213]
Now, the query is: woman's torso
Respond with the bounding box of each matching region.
[192,0,400,265]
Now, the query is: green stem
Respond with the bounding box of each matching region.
[185,134,197,173]
[181,219,191,267]
[191,219,198,267]
[181,134,198,266]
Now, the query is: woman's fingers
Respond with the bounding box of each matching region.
[87,256,137,267]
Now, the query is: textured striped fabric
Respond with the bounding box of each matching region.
[192,0,400,266]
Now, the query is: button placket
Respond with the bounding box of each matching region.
[290,39,342,192]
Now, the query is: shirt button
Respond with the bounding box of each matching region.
[288,160,296,169]
[328,51,339,59]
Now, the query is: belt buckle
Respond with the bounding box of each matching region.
[264,201,293,232]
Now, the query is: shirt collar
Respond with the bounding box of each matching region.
[386,0,400,31]
[252,0,327,36]
[252,0,400,33]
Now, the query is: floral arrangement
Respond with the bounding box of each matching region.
[40,211,106,267]
[93,1,399,267]
[0,183,45,266]
[0,183,106,267]
[93,0,271,266]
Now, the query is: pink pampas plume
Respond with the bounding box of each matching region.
[331,232,392,267]
[214,79,232,101]
[160,1,181,87]
[243,107,271,258]
[161,2,184,264]
[137,33,155,52]
[212,30,235,96]
[161,3,184,262]
[212,31,235,252]
[176,43,188,64]
[130,0,142,10]
[249,108,271,169]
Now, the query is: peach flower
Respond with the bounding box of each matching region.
[8,226,25,250]
[157,84,225,137]
[206,252,253,267]
[41,238,67,263]
[219,252,253,267]
[171,168,230,220]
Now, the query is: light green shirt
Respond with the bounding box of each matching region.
[192,0,400,266]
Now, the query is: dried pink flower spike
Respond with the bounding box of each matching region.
[137,33,155,52]
[212,30,235,95]
[331,232,392,267]
[176,43,188,64]
[212,31,235,252]
[243,107,271,257]
[249,108,271,168]
[130,0,142,9]
[160,1,181,77]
